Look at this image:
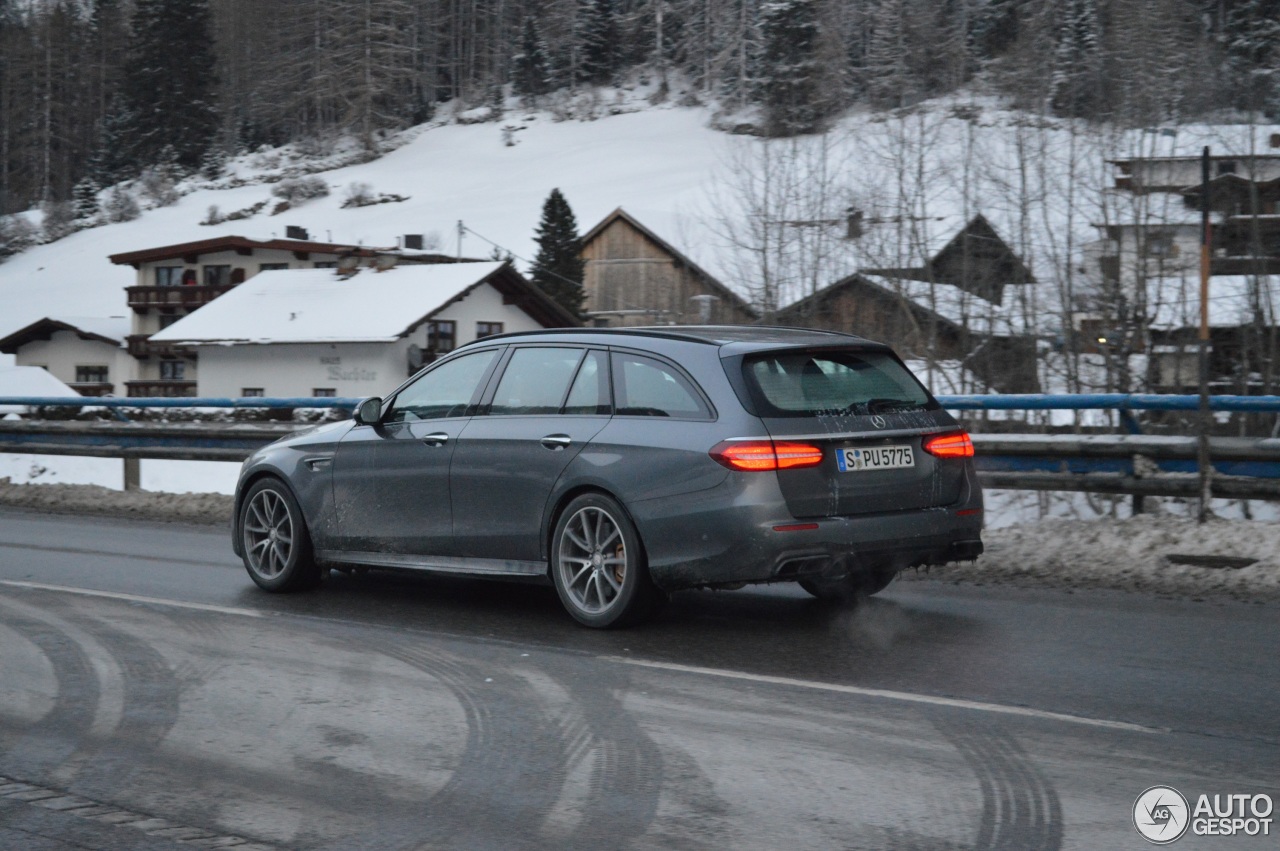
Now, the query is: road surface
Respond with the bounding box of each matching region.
[0,508,1275,850]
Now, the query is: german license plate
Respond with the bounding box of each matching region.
[836,445,914,472]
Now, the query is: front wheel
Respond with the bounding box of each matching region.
[239,478,320,592]
[550,494,662,628]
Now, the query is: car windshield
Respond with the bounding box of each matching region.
[744,350,934,417]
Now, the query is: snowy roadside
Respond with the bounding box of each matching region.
[3,478,1276,604]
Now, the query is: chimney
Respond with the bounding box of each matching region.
[845,209,864,240]
[403,234,424,251]
[285,225,309,240]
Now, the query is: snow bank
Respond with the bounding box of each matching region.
[900,514,1280,603]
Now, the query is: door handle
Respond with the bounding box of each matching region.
[540,434,572,450]
[421,432,450,446]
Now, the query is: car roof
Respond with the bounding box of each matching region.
[462,325,883,350]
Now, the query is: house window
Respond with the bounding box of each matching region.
[203,265,232,286]
[158,313,181,329]
[1217,160,1237,176]
[476,321,504,339]
[155,266,185,286]
[75,365,108,383]
[313,388,336,397]
[242,387,264,397]
[160,360,186,380]
[313,261,338,269]
[1144,233,1176,258]
[260,263,289,272]
[427,320,456,352]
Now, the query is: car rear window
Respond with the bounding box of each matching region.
[743,350,935,417]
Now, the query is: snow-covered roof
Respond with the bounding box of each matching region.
[150,262,511,345]
[0,366,80,412]
[1148,275,1280,330]
[0,315,130,353]
[49,315,131,342]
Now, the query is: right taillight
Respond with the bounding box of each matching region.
[710,440,824,471]
[923,431,974,458]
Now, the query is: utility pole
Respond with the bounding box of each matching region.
[1197,146,1212,523]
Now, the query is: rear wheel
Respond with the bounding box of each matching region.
[239,478,320,592]
[551,494,662,628]
[799,564,897,602]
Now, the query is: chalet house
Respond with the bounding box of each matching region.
[1144,274,1279,394]
[108,233,466,397]
[775,215,1041,393]
[1084,149,1280,389]
[580,209,758,327]
[148,262,578,399]
[1089,151,1280,299]
[0,316,133,397]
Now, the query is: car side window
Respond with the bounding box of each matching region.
[612,352,712,419]
[384,348,498,423]
[489,347,583,415]
[562,350,610,415]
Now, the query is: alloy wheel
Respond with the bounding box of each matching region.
[243,488,295,579]
[557,506,628,615]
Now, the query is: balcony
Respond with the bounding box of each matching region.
[125,380,197,398]
[127,334,197,360]
[68,383,115,397]
[126,284,233,312]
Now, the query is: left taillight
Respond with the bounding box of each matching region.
[710,440,824,472]
[923,431,974,459]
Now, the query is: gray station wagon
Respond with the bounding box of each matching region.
[232,326,983,627]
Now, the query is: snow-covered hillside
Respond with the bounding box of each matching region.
[2,92,1278,370]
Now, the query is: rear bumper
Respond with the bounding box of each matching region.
[631,466,984,591]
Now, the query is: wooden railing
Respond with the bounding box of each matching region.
[126,335,196,360]
[126,285,233,311]
[124,381,197,398]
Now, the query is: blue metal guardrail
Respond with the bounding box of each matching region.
[937,393,1280,412]
[1,394,1279,498]
[0,396,361,410]
[3,392,1279,411]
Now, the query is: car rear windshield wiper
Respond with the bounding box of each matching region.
[857,398,926,415]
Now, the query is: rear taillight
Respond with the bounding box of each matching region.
[710,440,824,472]
[923,431,974,458]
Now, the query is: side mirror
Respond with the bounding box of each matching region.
[353,396,382,425]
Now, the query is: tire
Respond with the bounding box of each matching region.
[799,564,897,602]
[239,478,321,592]
[550,493,661,628]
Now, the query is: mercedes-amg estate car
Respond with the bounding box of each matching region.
[232,326,983,627]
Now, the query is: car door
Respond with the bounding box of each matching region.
[450,347,611,560]
[329,346,502,555]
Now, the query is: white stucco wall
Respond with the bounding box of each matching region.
[132,247,345,288]
[427,280,546,346]
[14,330,136,392]
[195,342,405,398]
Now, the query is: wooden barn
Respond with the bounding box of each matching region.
[580,209,758,327]
[775,273,1041,393]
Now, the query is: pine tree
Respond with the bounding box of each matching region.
[580,0,622,85]
[120,0,218,172]
[513,17,552,97]
[72,175,100,220]
[1225,0,1280,115]
[758,0,822,135]
[530,188,586,319]
[1049,0,1104,118]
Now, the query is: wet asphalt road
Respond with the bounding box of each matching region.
[0,507,1276,850]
